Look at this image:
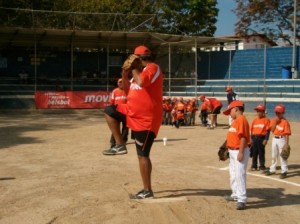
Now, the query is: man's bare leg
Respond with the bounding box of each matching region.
[138,156,152,191]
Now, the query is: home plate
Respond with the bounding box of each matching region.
[129,196,188,203]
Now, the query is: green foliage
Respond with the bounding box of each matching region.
[234,0,299,45]
[0,0,218,36]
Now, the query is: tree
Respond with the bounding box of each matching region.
[234,0,300,46]
[153,0,218,36]
[0,0,218,36]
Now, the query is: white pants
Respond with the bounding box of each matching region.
[229,148,250,203]
[269,137,288,173]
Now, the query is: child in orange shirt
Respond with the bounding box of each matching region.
[265,104,291,179]
[199,99,208,126]
[223,100,250,210]
[250,104,270,171]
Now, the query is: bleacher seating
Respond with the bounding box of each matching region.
[164,79,300,100]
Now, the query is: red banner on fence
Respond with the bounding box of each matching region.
[35,91,111,109]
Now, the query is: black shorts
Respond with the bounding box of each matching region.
[104,104,126,123]
[132,130,155,157]
[212,105,222,115]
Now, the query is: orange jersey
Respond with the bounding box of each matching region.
[250,116,270,136]
[110,87,127,105]
[117,63,163,136]
[166,102,173,112]
[163,102,169,111]
[175,101,186,111]
[200,102,208,110]
[186,102,194,112]
[226,115,250,149]
[192,102,198,112]
[269,117,291,136]
[208,98,222,109]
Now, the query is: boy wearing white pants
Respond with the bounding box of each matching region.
[265,104,291,179]
[223,100,250,210]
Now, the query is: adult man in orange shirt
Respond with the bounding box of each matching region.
[105,45,163,199]
[223,100,250,210]
[250,104,270,171]
[199,95,222,129]
[265,104,291,179]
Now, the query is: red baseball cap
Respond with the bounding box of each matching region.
[223,100,244,115]
[274,104,285,113]
[225,86,232,92]
[254,104,265,111]
[134,45,151,56]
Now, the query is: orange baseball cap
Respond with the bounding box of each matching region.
[223,100,244,115]
[274,104,285,113]
[134,45,151,56]
[254,104,265,111]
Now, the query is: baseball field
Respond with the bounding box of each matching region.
[0,109,299,224]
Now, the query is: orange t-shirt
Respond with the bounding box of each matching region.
[166,102,173,112]
[250,116,270,136]
[117,63,163,136]
[186,103,193,112]
[200,102,208,110]
[208,98,222,109]
[226,115,250,149]
[269,117,291,136]
[175,101,186,111]
[110,88,127,105]
[163,102,169,111]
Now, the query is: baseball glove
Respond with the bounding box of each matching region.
[280,144,291,160]
[218,141,229,161]
[122,54,142,71]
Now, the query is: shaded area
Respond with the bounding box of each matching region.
[0,109,104,149]
[155,187,300,209]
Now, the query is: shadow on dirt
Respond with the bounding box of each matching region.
[155,187,300,209]
[0,109,104,149]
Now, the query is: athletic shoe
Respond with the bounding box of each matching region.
[251,168,257,171]
[102,144,127,155]
[279,172,287,179]
[265,170,275,176]
[224,195,237,202]
[129,190,154,199]
[236,202,246,210]
[259,166,266,171]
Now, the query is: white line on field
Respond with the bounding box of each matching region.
[206,166,300,188]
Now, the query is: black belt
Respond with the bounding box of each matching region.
[252,135,265,139]
[229,148,239,150]
[274,136,284,139]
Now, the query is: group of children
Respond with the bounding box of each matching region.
[162,96,198,128]
[223,100,291,210]
[162,95,224,129]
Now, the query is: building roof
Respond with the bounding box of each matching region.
[220,34,277,47]
[0,27,240,51]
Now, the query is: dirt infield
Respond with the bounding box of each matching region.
[0,110,299,224]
